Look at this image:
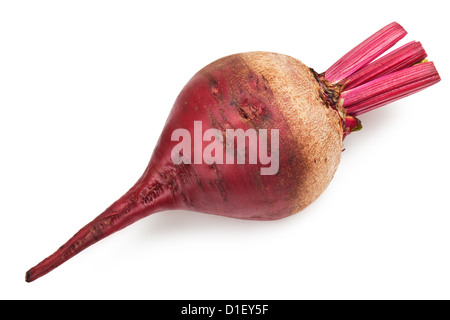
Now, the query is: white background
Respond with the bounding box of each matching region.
[1,0,449,300]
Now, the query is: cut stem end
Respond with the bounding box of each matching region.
[325,22,441,133]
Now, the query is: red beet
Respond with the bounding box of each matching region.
[25,22,440,282]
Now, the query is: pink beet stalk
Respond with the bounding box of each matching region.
[342,61,440,116]
[343,41,428,90]
[325,22,407,84]
[323,22,441,124]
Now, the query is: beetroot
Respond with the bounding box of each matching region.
[25,22,440,282]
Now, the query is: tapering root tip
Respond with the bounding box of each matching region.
[24,185,166,282]
[25,270,32,283]
[24,218,114,283]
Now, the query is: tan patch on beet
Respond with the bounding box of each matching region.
[240,52,343,214]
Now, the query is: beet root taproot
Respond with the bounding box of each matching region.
[25,52,343,282]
